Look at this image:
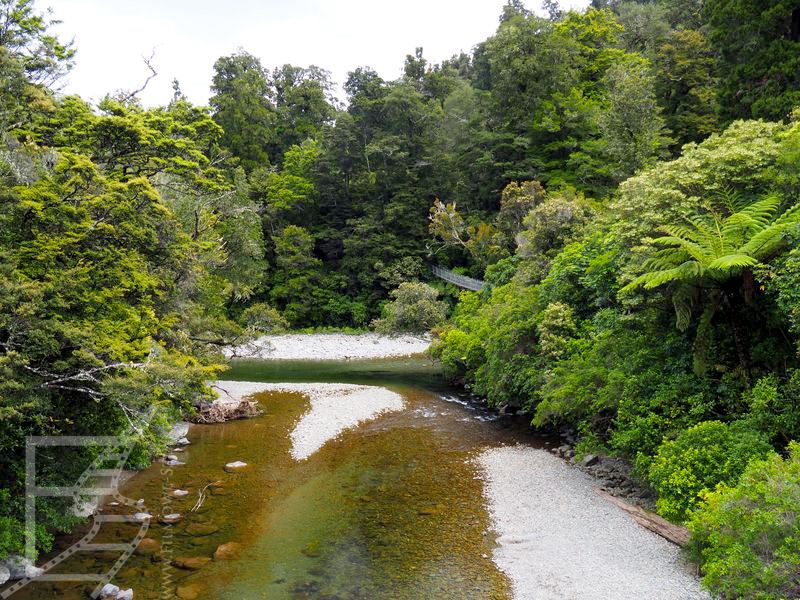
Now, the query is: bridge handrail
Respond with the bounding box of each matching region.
[431,265,486,291]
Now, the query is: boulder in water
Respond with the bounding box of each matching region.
[135,538,161,556]
[213,542,243,560]
[3,556,44,580]
[159,513,183,524]
[224,460,248,472]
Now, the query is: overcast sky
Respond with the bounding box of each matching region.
[48,0,591,107]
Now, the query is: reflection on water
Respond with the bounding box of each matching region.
[12,357,546,599]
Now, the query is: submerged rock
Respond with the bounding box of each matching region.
[134,538,161,556]
[172,556,212,570]
[159,513,183,524]
[175,582,204,600]
[184,523,219,536]
[224,460,248,472]
[213,542,243,560]
[170,489,189,498]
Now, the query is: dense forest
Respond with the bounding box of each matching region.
[2,0,800,597]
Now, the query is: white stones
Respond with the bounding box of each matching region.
[2,556,44,580]
[132,512,152,522]
[171,489,189,498]
[477,446,709,600]
[159,513,183,524]
[99,583,119,598]
[225,332,431,360]
[224,461,248,471]
[0,565,9,585]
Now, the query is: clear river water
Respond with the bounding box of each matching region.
[14,357,552,600]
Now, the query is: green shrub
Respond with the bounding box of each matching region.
[648,421,773,522]
[240,302,289,334]
[688,443,800,600]
[372,282,448,334]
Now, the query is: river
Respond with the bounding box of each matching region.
[16,357,551,599]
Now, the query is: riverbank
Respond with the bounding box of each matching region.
[225,332,431,360]
[478,446,708,600]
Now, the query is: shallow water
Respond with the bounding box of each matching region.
[12,357,550,599]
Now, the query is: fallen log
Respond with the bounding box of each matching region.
[190,400,261,424]
[597,489,691,547]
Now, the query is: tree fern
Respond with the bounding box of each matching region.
[620,194,800,375]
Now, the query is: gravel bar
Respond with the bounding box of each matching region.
[225,333,430,360]
[478,445,709,600]
[213,381,404,460]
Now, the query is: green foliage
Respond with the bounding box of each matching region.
[239,302,289,334]
[688,443,800,599]
[372,282,448,334]
[705,0,800,121]
[599,58,669,180]
[648,421,773,523]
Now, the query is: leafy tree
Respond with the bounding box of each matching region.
[688,443,800,599]
[648,421,773,522]
[621,194,800,373]
[599,59,669,180]
[372,282,448,334]
[210,51,275,171]
[705,0,800,121]
[269,225,321,324]
[0,0,74,132]
[654,29,718,150]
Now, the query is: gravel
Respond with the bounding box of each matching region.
[477,446,709,600]
[213,381,404,460]
[225,332,430,360]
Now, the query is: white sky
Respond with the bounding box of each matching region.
[48,0,591,107]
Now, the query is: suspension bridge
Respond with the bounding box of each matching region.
[431,265,486,291]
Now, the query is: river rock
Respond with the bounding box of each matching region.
[213,541,243,560]
[165,459,185,467]
[99,583,119,598]
[165,454,178,462]
[185,523,219,536]
[168,422,190,443]
[3,555,44,579]
[176,583,204,600]
[134,538,161,556]
[171,489,189,498]
[172,556,212,570]
[176,437,191,446]
[159,513,183,524]
[0,565,9,585]
[116,590,134,600]
[580,454,599,467]
[224,460,248,472]
[132,512,152,522]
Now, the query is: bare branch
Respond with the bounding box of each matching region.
[117,50,158,104]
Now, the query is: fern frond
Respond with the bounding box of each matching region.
[651,235,712,264]
[640,260,704,289]
[706,254,758,272]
